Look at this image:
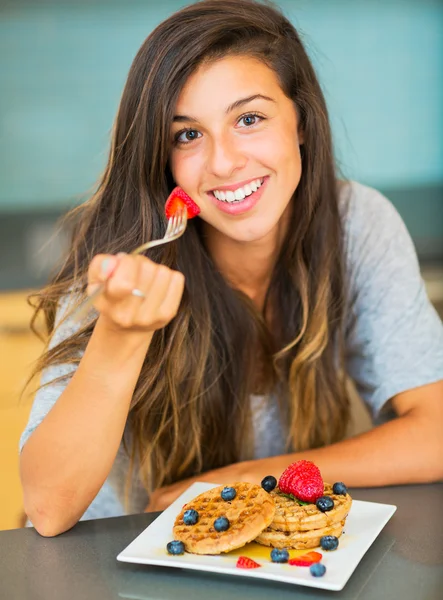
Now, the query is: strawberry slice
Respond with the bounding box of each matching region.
[236,556,261,569]
[165,187,200,219]
[289,551,322,567]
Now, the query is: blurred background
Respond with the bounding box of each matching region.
[0,0,442,530]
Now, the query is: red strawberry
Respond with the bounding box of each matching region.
[165,186,200,219]
[289,551,322,567]
[236,556,261,569]
[278,460,324,503]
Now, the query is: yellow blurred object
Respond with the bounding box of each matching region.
[0,290,45,531]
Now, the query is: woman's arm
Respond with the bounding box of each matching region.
[261,379,443,486]
[21,253,185,537]
[20,318,153,537]
[147,379,443,512]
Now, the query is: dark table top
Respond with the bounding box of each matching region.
[1,484,442,600]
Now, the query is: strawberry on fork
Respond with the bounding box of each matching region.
[165,187,200,219]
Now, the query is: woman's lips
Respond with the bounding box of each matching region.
[207,176,269,216]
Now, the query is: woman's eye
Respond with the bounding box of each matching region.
[175,129,202,144]
[238,113,262,127]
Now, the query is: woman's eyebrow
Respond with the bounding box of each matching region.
[173,94,275,123]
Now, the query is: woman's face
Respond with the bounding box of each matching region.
[169,55,303,244]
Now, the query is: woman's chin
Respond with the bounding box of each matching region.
[228,220,282,245]
[203,214,283,246]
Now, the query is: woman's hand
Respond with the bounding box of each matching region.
[145,461,263,513]
[87,253,185,334]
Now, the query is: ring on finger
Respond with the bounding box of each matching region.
[131,288,146,299]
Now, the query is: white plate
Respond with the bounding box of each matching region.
[117,482,396,591]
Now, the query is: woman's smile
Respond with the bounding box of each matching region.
[206,175,269,215]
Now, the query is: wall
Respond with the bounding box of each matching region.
[0,0,442,290]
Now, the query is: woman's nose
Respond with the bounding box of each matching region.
[205,133,246,179]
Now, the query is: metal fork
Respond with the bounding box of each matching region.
[73,207,188,322]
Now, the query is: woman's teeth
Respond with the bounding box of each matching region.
[212,178,264,203]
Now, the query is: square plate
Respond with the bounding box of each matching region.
[117,482,396,591]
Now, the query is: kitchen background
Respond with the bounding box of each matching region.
[0,0,442,530]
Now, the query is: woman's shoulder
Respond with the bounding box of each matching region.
[338,180,414,267]
[338,180,403,237]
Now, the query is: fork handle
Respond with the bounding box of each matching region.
[131,236,172,255]
[72,283,106,322]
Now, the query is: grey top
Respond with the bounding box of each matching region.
[1,484,442,600]
[19,181,443,521]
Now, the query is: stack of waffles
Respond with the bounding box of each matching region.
[255,483,352,550]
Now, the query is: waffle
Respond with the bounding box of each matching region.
[255,519,345,550]
[268,483,352,532]
[173,482,276,555]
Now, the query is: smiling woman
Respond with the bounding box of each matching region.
[18,0,443,536]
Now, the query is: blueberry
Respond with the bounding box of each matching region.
[261,475,277,492]
[320,535,339,551]
[221,486,237,501]
[310,562,326,577]
[213,516,230,532]
[332,482,348,495]
[316,496,335,512]
[270,548,289,563]
[183,508,199,525]
[166,540,185,555]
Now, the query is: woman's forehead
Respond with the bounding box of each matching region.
[174,56,284,116]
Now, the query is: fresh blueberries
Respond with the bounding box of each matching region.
[332,482,348,495]
[320,535,339,551]
[183,509,199,525]
[166,540,185,555]
[270,548,289,563]
[213,516,230,532]
[221,486,237,501]
[316,496,335,512]
[261,475,277,492]
[310,562,327,577]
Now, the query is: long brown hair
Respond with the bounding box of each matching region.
[30,0,350,494]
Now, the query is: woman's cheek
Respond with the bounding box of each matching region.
[170,150,202,189]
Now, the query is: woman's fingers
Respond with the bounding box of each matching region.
[156,271,186,323]
[137,268,185,328]
[87,254,119,294]
[86,252,185,332]
[104,253,141,301]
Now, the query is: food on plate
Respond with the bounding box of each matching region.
[288,550,322,566]
[320,535,340,551]
[166,540,185,555]
[260,475,277,492]
[255,461,352,550]
[310,562,327,577]
[270,547,289,563]
[172,482,275,555]
[236,556,261,569]
[166,460,351,580]
[277,460,324,503]
[255,515,344,550]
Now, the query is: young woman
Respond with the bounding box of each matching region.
[20,0,443,537]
